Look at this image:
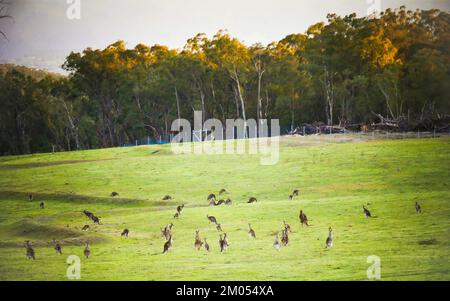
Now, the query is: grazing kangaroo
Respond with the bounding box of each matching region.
[219,189,227,195]
[28,193,33,201]
[204,238,210,252]
[325,227,333,249]
[289,195,293,200]
[225,198,232,205]
[363,205,372,218]
[83,242,90,259]
[176,204,184,214]
[25,241,35,260]
[81,225,90,231]
[216,199,225,206]
[163,236,173,254]
[273,233,281,251]
[110,192,119,197]
[208,200,217,206]
[173,212,180,219]
[194,230,203,250]
[207,215,217,224]
[162,195,172,200]
[207,193,216,201]
[281,227,289,246]
[121,229,129,237]
[248,223,256,238]
[248,197,257,203]
[216,223,223,232]
[39,202,45,209]
[415,202,422,214]
[53,239,62,255]
[283,221,291,233]
[293,189,299,196]
[299,210,309,226]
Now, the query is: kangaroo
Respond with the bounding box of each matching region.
[363,205,372,218]
[161,223,173,240]
[25,241,35,260]
[248,223,256,238]
[216,199,225,206]
[163,236,173,253]
[121,229,129,237]
[83,242,90,259]
[225,198,232,205]
[28,193,33,201]
[207,215,217,224]
[248,197,257,203]
[207,193,216,201]
[173,212,180,219]
[219,234,227,252]
[208,200,217,206]
[204,238,210,252]
[81,225,90,231]
[281,227,289,246]
[283,221,292,233]
[194,230,203,250]
[53,239,62,255]
[162,195,172,200]
[39,202,45,209]
[325,227,333,249]
[289,195,293,200]
[299,210,309,226]
[219,189,227,195]
[293,189,299,196]
[176,204,184,214]
[110,192,119,197]
[273,233,281,251]
[415,202,422,214]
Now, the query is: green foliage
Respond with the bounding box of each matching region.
[0,7,449,155]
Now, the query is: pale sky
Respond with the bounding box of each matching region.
[0,0,448,73]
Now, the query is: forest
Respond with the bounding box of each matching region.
[0,7,449,155]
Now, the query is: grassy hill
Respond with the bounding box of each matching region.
[0,135,449,280]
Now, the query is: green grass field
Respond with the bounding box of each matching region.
[0,134,449,280]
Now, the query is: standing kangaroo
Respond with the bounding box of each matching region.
[163,236,173,254]
[325,227,333,249]
[194,230,203,250]
[273,233,281,251]
[53,239,62,255]
[25,241,35,260]
[415,202,422,214]
[248,223,256,238]
[299,210,309,226]
[83,242,90,259]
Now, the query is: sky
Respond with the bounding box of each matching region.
[0,0,448,73]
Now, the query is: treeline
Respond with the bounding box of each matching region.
[1,7,449,155]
